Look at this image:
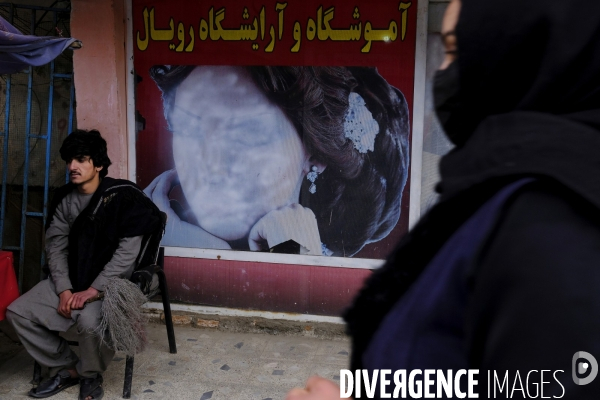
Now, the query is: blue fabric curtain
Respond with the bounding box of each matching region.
[0,15,80,74]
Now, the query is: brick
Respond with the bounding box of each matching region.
[161,313,192,325]
[194,319,219,328]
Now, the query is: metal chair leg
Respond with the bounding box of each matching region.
[158,272,176,354]
[156,248,176,354]
[123,355,134,398]
[31,361,42,386]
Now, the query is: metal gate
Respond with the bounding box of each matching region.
[0,3,75,293]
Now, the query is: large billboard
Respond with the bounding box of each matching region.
[132,0,422,315]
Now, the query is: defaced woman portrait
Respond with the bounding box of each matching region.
[143,65,410,257]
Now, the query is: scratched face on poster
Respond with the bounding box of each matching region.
[135,1,416,259]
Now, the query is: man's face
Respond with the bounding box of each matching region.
[67,156,101,186]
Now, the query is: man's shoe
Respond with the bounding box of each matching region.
[28,369,79,398]
[79,374,103,400]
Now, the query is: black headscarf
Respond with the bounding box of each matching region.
[345,0,600,371]
[438,0,600,206]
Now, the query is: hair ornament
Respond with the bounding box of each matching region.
[154,65,173,76]
[344,92,379,154]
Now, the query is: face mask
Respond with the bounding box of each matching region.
[433,61,464,145]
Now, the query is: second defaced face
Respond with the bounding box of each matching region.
[170,66,309,241]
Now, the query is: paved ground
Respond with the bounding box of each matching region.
[0,321,349,400]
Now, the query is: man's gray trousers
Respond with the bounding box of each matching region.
[6,278,114,378]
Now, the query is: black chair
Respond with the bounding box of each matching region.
[123,246,177,398]
[32,212,177,399]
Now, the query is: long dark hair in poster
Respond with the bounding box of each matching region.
[143,65,410,257]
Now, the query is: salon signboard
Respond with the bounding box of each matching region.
[131,0,424,315]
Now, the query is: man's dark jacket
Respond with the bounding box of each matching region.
[46,177,162,292]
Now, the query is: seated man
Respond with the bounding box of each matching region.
[7,130,161,400]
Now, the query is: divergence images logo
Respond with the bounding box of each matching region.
[572,351,598,385]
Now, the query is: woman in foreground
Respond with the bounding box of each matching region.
[287,0,600,398]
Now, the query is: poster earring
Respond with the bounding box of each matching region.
[307,165,319,194]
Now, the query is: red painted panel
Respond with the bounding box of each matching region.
[164,256,371,316]
[0,251,18,321]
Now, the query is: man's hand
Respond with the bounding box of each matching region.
[67,287,99,310]
[286,376,346,400]
[57,290,73,318]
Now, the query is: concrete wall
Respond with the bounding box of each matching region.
[71,0,129,179]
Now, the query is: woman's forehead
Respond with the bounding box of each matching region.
[174,65,272,114]
[442,0,461,36]
[179,66,257,99]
